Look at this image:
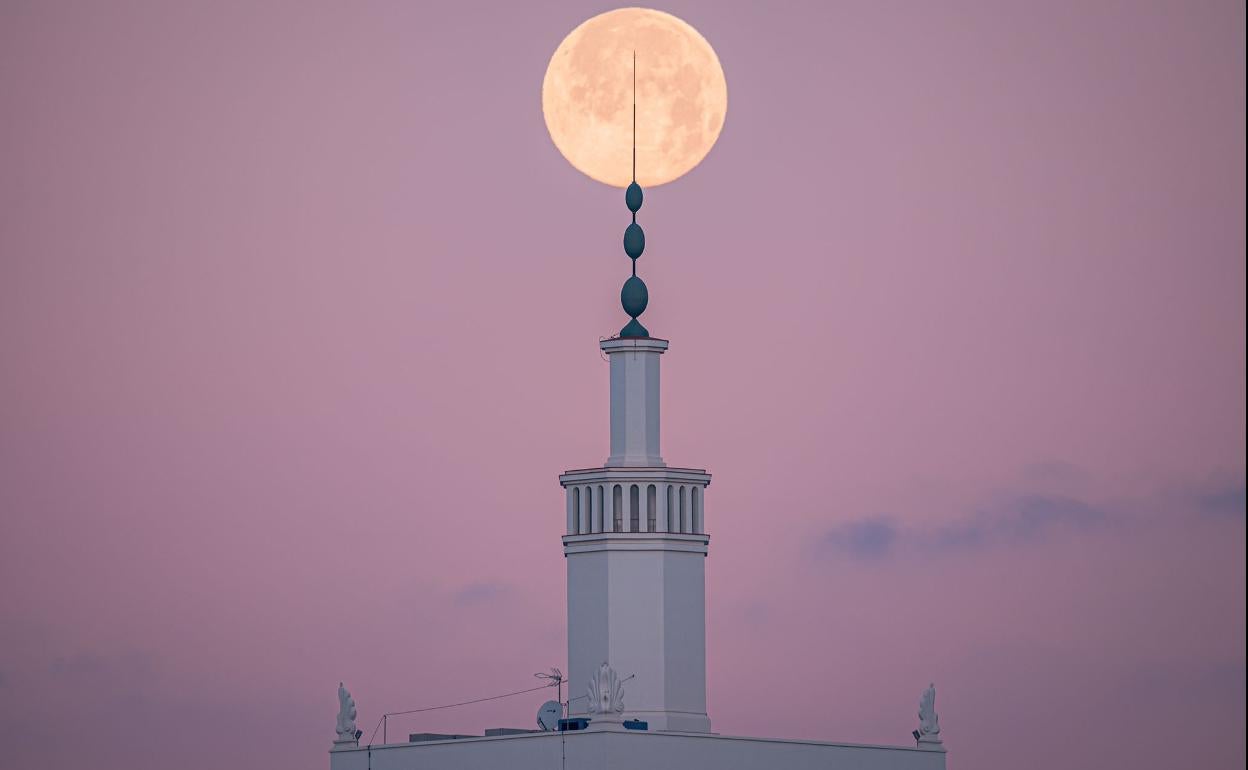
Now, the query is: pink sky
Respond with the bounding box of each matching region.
[1,2,1244,769]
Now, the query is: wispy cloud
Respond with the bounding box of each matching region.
[452,581,510,606]
[1023,459,1091,487]
[48,650,157,679]
[820,517,899,559]
[819,494,1110,561]
[934,494,1107,547]
[1193,483,1245,519]
[820,468,1248,563]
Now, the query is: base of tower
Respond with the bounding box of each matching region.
[569,708,711,733]
[633,709,712,733]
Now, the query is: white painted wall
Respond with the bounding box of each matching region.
[330,730,948,770]
[661,549,707,730]
[602,337,667,467]
[565,533,710,732]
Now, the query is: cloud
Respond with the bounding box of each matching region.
[1023,459,1091,486]
[0,647,323,769]
[820,517,898,560]
[934,494,1107,548]
[452,582,510,606]
[48,653,109,677]
[1115,659,1247,705]
[1193,483,1246,519]
[818,494,1110,561]
[48,650,158,682]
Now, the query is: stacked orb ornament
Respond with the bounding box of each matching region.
[619,181,649,338]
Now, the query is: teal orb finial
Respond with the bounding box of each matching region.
[619,179,650,338]
[621,275,648,317]
[620,318,649,337]
[624,223,645,259]
[626,182,643,212]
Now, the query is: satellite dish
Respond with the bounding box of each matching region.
[536,700,562,731]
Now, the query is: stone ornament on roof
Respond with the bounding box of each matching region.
[586,662,626,716]
[915,683,944,749]
[334,682,358,748]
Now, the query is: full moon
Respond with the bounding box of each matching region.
[542,7,727,188]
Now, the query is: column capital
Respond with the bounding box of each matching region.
[600,336,669,355]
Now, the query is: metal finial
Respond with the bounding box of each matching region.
[620,51,648,338]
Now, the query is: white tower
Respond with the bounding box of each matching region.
[559,176,711,732]
[560,336,712,733]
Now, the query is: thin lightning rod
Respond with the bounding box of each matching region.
[632,50,636,183]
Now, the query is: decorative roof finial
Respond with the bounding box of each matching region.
[620,50,649,338]
[333,682,359,748]
[914,682,944,749]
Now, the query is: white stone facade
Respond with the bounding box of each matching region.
[329,730,947,770]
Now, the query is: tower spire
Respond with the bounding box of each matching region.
[620,51,649,338]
